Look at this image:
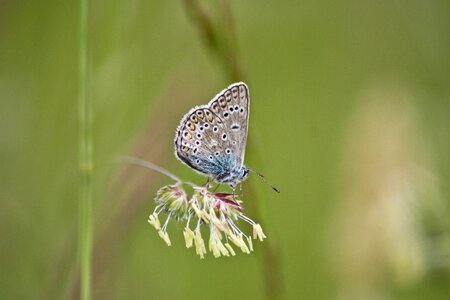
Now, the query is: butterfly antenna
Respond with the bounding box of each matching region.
[248,168,280,193]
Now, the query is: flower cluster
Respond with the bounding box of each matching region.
[148,183,266,258]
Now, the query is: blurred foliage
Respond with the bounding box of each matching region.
[0,0,449,299]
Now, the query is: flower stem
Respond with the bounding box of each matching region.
[78,0,92,299]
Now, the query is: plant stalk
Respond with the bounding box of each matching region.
[78,0,92,299]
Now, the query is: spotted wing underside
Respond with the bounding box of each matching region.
[174,82,250,177]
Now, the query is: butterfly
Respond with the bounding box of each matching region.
[174,82,252,189]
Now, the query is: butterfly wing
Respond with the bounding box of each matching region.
[174,82,250,177]
[207,82,249,164]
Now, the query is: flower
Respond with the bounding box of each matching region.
[154,184,188,220]
[149,184,188,246]
[183,227,195,248]
[158,230,171,246]
[194,228,207,259]
[253,223,266,241]
[148,212,160,230]
[148,183,266,258]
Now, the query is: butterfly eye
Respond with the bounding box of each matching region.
[204,123,209,128]
[234,105,239,111]
[191,115,198,123]
[225,149,231,154]
[196,159,200,164]
[215,152,219,156]
[193,148,198,153]
[223,112,229,118]
[240,108,244,113]
[196,133,202,139]
[199,126,204,131]
[195,141,200,145]
[231,124,240,130]
[222,134,227,140]
[209,155,213,160]
[229,106,234,112]
[213,126,218,132]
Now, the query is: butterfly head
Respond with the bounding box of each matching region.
[228,165,249,189]
[241,166,250,181]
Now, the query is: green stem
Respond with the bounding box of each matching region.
[78,0,92,299]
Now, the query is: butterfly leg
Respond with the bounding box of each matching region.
[229,183,237,200]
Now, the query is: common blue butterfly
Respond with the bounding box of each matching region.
[174,82,250,189]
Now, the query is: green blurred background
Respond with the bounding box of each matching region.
[1,0,449,299]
